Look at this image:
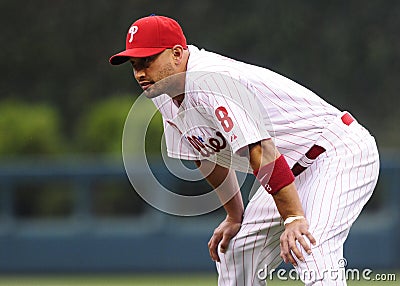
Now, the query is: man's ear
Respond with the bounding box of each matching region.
[172,45,184,63]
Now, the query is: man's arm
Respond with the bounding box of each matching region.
[248,139,316,266]
[195,160,244,262]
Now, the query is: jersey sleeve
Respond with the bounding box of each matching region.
[151,94,200,161]
[163,117,200,160]
[188,71,272,154]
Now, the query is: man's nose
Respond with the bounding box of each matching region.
[134,68,145,80]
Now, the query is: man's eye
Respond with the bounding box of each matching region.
[143,57,154,66]
[131,55,156,71]
[131,61,144,71]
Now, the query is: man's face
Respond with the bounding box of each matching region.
[130,49,175,91]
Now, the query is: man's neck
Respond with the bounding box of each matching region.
[173,94,185,107]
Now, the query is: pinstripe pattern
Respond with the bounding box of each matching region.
[292,119,379,285]
[217,188,283,286]
[216,118,378,286]
[155,45,343,169]
[152,45,379,285]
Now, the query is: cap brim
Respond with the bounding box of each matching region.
[109,47,167,65]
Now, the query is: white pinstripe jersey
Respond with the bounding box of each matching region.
[152,45,341,173]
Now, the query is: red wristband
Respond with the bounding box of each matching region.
[253,155,295,195]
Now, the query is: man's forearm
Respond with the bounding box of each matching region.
[195,160,244,222]
[221,187,244,222]
[271,182,305,220]
[249,140,305,220]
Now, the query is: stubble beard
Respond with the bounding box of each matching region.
[145,63,185,99]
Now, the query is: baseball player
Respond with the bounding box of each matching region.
[110,15,379,285]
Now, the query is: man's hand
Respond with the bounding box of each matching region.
[208,216,242,262]
[280,218,316,266]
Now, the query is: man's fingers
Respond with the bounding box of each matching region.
[287,253,297,266]
[294,235,308,259]
[208,220,241,262]
[279,234,290,264]
[219,235,231,253]
[286,233,302,266]
[208,233,231,263]
[306,231,317,246]
[295,235,311,255]
[281,229,316,266]
[208,234,222,262]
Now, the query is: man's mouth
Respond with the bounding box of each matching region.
[140,81,154,91]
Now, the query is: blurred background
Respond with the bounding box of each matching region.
[0,0,399,285]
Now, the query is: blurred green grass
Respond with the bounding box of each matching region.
[0,274,216,286]
[0,272,397,286]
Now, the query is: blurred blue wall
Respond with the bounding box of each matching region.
[0,154,399,273]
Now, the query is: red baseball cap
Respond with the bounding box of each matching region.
[109,15,187,65]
